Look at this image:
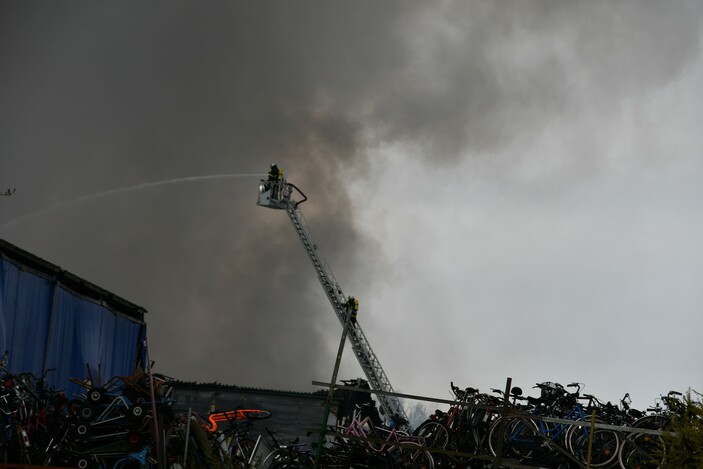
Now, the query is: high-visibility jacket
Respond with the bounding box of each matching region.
[268,167,283,181]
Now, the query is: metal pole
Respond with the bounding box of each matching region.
[313,309,354,469]
[586,409,596,468]
[183,408,192,467]
[145,337,162,467]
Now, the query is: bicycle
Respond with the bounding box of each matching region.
[334,406,434,468]
[415,382,507,468]
[488,381,620,467]
[617,390,682,469]
[208,406,272,468]
[413,382,478,451]
[259,427,314,469]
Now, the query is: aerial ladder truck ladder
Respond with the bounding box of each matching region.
[257,172,408,424]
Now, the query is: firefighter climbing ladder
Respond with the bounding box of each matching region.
[257,174,408,423]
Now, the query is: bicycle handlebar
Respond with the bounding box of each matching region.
[450,382,478,401]
[567,382,583,394]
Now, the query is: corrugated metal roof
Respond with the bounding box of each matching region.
[171,380,329,400]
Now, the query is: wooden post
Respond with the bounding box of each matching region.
[492,377,512,468]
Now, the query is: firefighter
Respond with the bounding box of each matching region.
[267,164,284,199]
[268,164,283,181]
[346,296,359,325]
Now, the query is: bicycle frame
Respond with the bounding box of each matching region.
[338,412,425,453]
[535,402,588,441]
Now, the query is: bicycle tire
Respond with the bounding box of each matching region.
[235,437,258,461]
[260,448,290,469]
[618,432,665,469]
[633,414,670,430]
[389,441,435,469]
[567,424,619,467]
[488,416,540,460]
[617,414,668,469]
[263,449,314,469]
[414,420,450,449]
[487,416,504,457]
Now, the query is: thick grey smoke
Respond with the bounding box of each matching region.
[2,1,702,404]
[0,1,405,389]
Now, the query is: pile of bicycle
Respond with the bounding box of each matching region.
[0,350,301,469]
[0,351,179,467]
[0,351,270,468]
[170,375,693,469]
[407,380,691,468]
[0,344,694,469]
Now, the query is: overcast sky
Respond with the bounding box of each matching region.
[2,1,702,413]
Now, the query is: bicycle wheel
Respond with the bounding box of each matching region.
[618,432,665,469]
[390,441,435,469]
[488,416,540,460]
[235,437,258,462]
[264,447,313,469]
[414,420,450,449]
[618,414,668,469]
[567,424,619,467]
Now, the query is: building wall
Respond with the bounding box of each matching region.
[171,383,336,451]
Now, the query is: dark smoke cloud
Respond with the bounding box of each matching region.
[2,0,702,395]
[0,0,409,388]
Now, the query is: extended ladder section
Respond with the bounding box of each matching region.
[257,176,408,423]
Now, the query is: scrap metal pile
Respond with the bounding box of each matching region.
[0,355,268,468]
[0,349,303,469]
[0,353,174,467]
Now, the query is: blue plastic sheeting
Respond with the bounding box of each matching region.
[0,257,146,398]
[0,257,53,375]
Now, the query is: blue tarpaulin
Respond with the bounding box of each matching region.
[0,243,146,398]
